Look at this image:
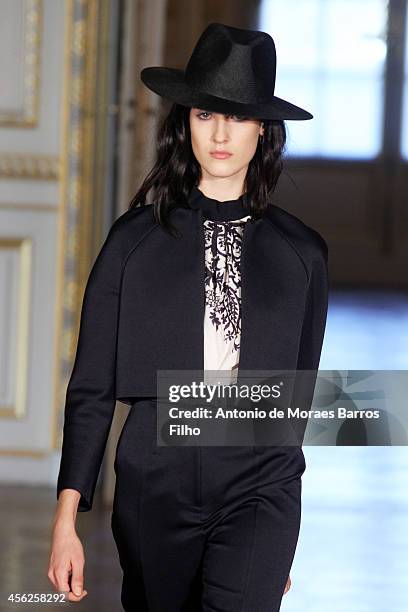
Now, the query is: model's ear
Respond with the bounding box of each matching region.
[260,122,265,136]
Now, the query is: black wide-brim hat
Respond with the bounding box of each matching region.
[141,22,313,121]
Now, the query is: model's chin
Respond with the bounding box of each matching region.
[202,160,238,178]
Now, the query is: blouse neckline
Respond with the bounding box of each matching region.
[187,185,251,222]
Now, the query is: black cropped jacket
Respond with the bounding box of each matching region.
[56,189,329,511]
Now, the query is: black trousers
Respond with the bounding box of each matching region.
[111,398,306,611]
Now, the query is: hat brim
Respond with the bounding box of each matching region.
[140,67,313,121]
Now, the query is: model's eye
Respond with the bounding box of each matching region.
[229,114,248,121]
[197,111,212,120]
[196,111,248,121]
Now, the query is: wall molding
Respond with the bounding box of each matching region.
[52,0,111,450]
[0,238,31,420]
[0,153,59,180]
[0,0,43,127]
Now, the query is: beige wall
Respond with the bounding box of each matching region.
[0,0,117,494]
[0,0,65,481]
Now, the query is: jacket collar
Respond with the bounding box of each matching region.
[187,185,251,221]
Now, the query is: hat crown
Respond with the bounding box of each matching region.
[139,22,313,120]
[184,23,277,105]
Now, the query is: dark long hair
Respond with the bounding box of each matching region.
[128,103,287,237]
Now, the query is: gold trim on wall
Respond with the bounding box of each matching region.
[0,0,43,127]
[52,0,110,450]
[0,153,59,180]
[0,238,32,419]
[0,449,48,457]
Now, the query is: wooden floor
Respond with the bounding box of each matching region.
[284,445,408,611]
[283,288,408,612]
[1,288,407,611]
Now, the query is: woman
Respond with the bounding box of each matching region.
[49,23,329,611]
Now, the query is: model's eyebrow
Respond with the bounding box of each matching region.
[195,109,237,118]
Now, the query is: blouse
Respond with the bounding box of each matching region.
[189,187,252,385]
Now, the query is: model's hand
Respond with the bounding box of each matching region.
[48,489,87,601]
[48,521,88,602]
[283,574,291,594]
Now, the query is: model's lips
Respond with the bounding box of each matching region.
[210,151,232,159]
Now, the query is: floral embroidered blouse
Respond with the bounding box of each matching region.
[189,187,252,385]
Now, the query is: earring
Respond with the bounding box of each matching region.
[259,123,264,145]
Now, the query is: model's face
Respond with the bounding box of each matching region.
[189,108,264,181]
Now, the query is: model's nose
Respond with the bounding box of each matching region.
[213,117,229,143]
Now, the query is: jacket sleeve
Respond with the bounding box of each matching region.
[56,219,125,512]
[290,236,329,445]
